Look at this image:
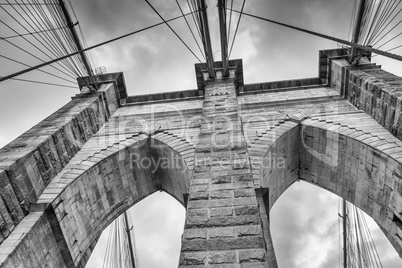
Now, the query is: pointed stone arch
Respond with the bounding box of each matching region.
[0,132,195,268]
[251,111,402,258]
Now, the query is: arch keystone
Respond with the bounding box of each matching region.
[287,112,309,123]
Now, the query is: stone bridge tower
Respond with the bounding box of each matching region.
[1,48,402,267]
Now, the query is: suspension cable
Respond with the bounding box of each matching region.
[227,0,234,40]
[186,0,202,40]
[359,208,383,268]
[369,0,398,43]
[338,198,342,268]
[370,1,402,46]
[0,54,76,84]
[102,212,140,268]
[364,0,385,45]
[9,77,77,88]
[228,0,245,57]
[348,0,358,42]
[0,11,195,83]
[18,0,81,77]
[0,3,79,78]
[144,0,202,63]
[0,1,55,5]
[230,9,402,62]
[1,2,77,78]
[1,25,67,40]
[44,0,84,76]
[175,0,205,60]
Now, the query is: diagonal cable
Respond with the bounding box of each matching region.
[229,0,246,57]
[1,25,67,40]
[186,0,202,40]
[229,9,402,62]
[9,77,77,88]
[368,0,394,41]
[175,0,205,60]
[0,11,195,82]
[227,0,234,40]
[364,0,385,45]
[186,0,202,39]
[370,1,402,46]
[45,0,85,76]
[2,0,77,77]
[0,54,76,84]
[144,0,202,62]
[17,0,79,77]
[0,12,77,79]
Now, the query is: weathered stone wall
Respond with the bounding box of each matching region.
[300,113,402,256]
[0,92,202,267]
[1,49,402,267]
[179,78,272,267]
[0,82,119,244]
[0,211,67,268]
[331,58,402,139]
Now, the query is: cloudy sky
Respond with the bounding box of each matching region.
[1,0,402,267]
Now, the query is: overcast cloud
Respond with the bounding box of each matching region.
[1,0,402,267]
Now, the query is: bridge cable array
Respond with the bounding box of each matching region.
[0,0,96,88]
[338,200,383,268]
[2,1,402,89]
[175,0,206,61]
[0,0,207,87]
[226,0,234,43]
[102,211,140,268]
[340,0,402,62]
[187,0,203,43]
[144,0,203,63]
[348,0,359,42]
[357,0,402,57]
[228,9,402,62]
[228,0,245,58]
[0,10,196,84]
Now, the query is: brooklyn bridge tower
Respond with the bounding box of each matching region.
[0,1,402,267]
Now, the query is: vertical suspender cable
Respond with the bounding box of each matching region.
[57,0,97,89]
[349,0,367,63]
[218,0,229,76]
[343,199,348,268]
[197,0,215,77]
[124,212,137,268]
[353,207,364,267]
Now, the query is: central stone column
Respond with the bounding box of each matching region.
[179,72,270,267]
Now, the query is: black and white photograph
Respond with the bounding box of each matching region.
[1,0,402,267]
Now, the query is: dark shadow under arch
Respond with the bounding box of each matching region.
[51,137,191,268]
[257,121,402,258]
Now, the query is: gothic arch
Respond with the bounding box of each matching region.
[54,136,193,268]
[253,113,402,258]
[0,134,194,268]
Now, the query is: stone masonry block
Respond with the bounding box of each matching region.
[208,227,235,239]
[209,207,233,217]
[239,249,267,263]
[181,237,265,252]
[183,229,207,240]
[179,252,206,266]
[207,251,236,264]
